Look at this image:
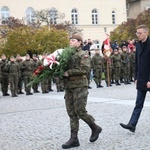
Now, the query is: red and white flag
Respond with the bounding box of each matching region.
[103,34,112,57]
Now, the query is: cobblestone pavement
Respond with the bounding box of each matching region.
[0,81,150,150]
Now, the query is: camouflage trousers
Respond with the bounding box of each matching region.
[9,75,19,96]
[114,67,120,80]
[1,75,9,95]
[65,87,95,131]
[23,75,32,93]
[93,69,102,84]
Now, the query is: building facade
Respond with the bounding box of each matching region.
[126,0,150,19]
[0,0,127,47]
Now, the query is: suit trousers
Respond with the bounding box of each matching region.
[128,89,147,127]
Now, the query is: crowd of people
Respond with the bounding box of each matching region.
[82,38,136,88]
[0,53,55,97]
[0,38,137,97]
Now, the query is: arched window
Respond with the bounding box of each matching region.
[49,7,58,24]
[26,7,35,24]
[71,9,78,25]
[1,6,10,20]
[92,9,98,24]
[112,10,116,24]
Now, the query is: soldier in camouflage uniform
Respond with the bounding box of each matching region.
[118,47,124,83]
[40,53,49,94]
[91,49,103,88]
[32,54,42,93]
[16,54,24,94]
[130,46,136,81]
[55,77,64,92]
[103,54,112,87]
[111,48,121,85]
[0,54,9,96]
[21,54,33,95]
[120,45,131,84]
[62,34,102,149]
[7,56,20,97]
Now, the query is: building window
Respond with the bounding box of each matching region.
[71,9,78,25]
[112,10,116,24]
[92,9,98,24]
[26,7,35,24]
[1,6,10,20]
[49,7,58,25]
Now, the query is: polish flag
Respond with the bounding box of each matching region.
[103,34,112,57]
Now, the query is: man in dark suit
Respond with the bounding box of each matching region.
[120,24,150,132]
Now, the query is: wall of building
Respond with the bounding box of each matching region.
[127,0,150,19]
[0,0,127,46]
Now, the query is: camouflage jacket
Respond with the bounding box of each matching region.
[64,46,90,89]
[130,52,135,65]
[21,59,33,76]
[32,59,42,71]
[0,59,9,76]
[91,54,103,70]
[7,61,20,77]
[120,51,130,66]
[111,54,121,68]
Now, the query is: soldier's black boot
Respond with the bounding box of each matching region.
[96,83,99,88]
[89,123,102,142]
[116,80,121,86]
[98,83,103,88]
[62,131,80,149]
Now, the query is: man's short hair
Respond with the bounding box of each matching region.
[137,24,149,33]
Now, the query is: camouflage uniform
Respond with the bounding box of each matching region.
[21,55,33,95]
[55,77,64,92]
[32,55,42,93]
[120,51,130,84]
[111,53,121,85]
[64,46,95,131]
[16,56,24,94]
[119,53,124,83]
[40,57,49,94]
[0,56,9,96]
[130,51,135,81]
[7,57,20,97]
[62,34,102,149]
[91,53,103,87]
[103,55,112,87]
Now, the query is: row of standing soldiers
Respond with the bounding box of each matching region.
[0,53,56,97]
[90,45,136,88]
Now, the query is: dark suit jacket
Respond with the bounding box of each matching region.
[135,37,150,91]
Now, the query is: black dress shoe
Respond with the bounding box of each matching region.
[120,123,135,132]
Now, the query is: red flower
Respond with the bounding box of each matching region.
[34,65,44,75]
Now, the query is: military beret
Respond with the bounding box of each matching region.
[1,54,6,57]
[16,54,20,57]
[33,54,37,57]
[70,34,83,42]
[10,55,14,58]
[26,54,30,57]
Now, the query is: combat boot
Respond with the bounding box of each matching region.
[89,123,102,142]
[96,83,99,88]
[115,80,121,86]
[62,131,80,149]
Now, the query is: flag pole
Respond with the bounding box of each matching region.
[107,58,110,87]
[104,27,110,87]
